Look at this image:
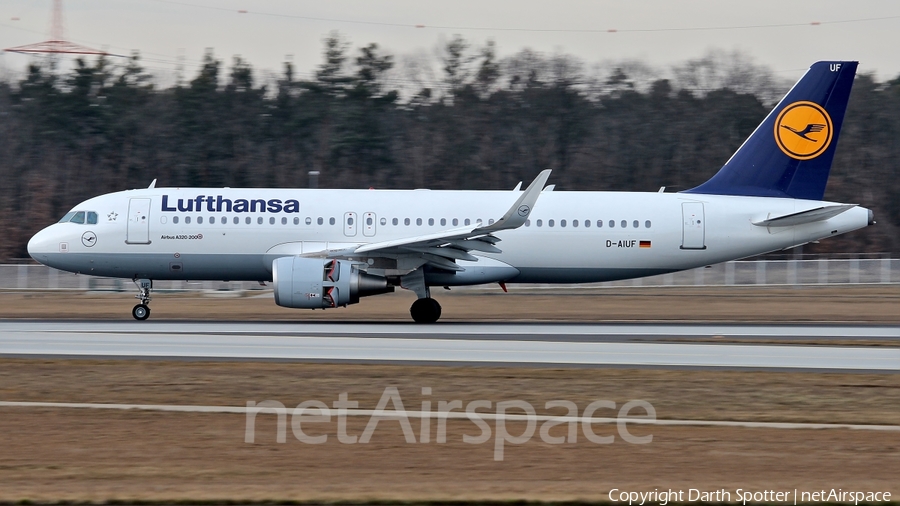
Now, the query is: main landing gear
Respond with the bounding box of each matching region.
[132,278,152,321]
[410,297,442,324]
[402,269,442,323]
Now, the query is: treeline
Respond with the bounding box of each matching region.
[0,36,898,259]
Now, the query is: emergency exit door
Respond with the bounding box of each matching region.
[344,212,358,237]
[363,212,376,237]
[681,202,706,250]
[126,198,152,244]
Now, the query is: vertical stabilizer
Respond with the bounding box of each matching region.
[685,61,857,200]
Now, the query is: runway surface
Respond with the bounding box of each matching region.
[1,321,897,370]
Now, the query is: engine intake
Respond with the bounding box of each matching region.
[272,257,392,309]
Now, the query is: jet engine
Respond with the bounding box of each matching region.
[272,257,392,309]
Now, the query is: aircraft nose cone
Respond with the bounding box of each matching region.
[27,226,55,263]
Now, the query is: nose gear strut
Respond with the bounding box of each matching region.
[132,278,152,320]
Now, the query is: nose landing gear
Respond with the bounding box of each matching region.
[132,278,152,321]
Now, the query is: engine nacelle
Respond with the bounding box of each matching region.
[272,257,392,309]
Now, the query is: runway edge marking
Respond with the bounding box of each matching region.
[1,401,898,431]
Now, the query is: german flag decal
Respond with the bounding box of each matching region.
[640,240,651,248]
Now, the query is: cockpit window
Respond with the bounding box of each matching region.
[59,210,98,224]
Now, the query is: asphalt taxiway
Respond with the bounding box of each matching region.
[0,321,897,371]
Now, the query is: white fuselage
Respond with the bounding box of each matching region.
[27,187,871,285]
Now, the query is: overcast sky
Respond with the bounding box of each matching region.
[1,0,899,87]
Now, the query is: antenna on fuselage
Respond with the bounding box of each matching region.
[148,179,157,188]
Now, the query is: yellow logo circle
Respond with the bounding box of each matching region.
[774,101,833,160]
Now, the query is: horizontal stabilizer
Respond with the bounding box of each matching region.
[753,204,857,227]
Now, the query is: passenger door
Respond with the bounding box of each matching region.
[126,198,152,244]
[681,202,706,250]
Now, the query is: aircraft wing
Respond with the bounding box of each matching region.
[753,204,857,227]
[351,169,551,271]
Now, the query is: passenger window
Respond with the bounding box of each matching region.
[633,220,639,228]
[597,220,603,228]
[246,217,252,224]
[173,216,179,224]
[281,217,287,225]
[440,218,446,226]
[71,211,85,224]
[233,217,239,224]
[585,220,590,228]
[572,219,578,228]
[294,217,300,225]
[621,220,627,228]
[258,217,263,225]
[428,218,434,226]
[347,217,354,225]
[536,219,543,227]
[488,219,495,225]
[329,217,335,225]
[269,217,275,225]
[367,217,373,226]
[306,217,312,225]
[560,219,566,228]
[59,212,76,223]
[380,217,386,226]
[645,220,652,228]
[464,219,470,226]
[87,212,98,224]
[185,216,191,224]
[452,218,459,226]
[318,217,324,225]
[609,220,615,228]
[416,218,423,226]
[197,216,204,224]
[404,218,410,226]
[549,219,555,227]
[525,219,530,227]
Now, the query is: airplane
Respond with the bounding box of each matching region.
[27,61,873,323]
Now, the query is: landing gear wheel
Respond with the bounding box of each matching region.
[410,297,442,323]
[132,304,150,321]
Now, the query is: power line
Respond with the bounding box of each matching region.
[148,0,900,34]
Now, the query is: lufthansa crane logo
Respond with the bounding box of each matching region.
[517,205,530,217]
[81,231,97,247]
[774,101,833,160]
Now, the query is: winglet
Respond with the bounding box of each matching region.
[478,169,551,233]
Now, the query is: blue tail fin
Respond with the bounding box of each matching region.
[685,61,857,200]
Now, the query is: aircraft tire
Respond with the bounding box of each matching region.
[410,298,441,323]
[132,304,151,321]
